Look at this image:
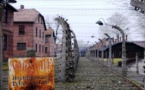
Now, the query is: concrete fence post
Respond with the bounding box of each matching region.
[55,16,75,82]
[136,53,139,74]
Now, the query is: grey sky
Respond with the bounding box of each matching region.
[11,0,144,45]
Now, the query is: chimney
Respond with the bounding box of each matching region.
[115,39,117,43]
[126,35,127,41]
[112,37,115,43]
[120,37,121,42]
[117,34,119,42]
[20,5,24,9]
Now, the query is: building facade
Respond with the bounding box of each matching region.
[2,4,17,61]
[13,5,47,57]
[45,27,56,57]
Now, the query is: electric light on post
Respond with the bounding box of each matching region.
[98,38,104,63]
[96,19,127,77]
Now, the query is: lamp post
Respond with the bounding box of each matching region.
[99,38,104,63]
[90,36,98,60]
[0,0,17,89]
[85,41,89,57]
[92,43,96,58]
[104,33,112,69]
[96,20,127,77]
[95,42,99,61]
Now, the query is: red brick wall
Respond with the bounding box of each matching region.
[44,28,55,57]
[13,15,46,57]
[3,31,13,60]
[13,23,33,57]
[48,34,55,57]
[33,15,46,57]
[2,6,15,60]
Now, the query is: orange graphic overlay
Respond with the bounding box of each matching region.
[8,57,54,90]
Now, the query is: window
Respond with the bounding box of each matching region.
[42,32,44,39]
[42,45,44,52]
[39,44,41,52]
[36,27,37,37]
[45,36,48,43]
[39,30,41,38]
[41,18,43,24]
[3,34,7,50]
[38,16,40,22]
[17,43,26,50]
[3,9,7,23]
[45,47,48,53]
[35,44,37,52]
[19,25,25,35]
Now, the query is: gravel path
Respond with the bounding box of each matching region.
[55,57,137,90]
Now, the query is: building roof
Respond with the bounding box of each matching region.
[14,7,47,30]
[133,41,145,49]
[45,28,54,35]
[45,27,56,41]
[14,9,39,22]
[99,41,145,51]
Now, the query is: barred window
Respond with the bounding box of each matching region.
[39,30,41,38]
[3,34,7,50]
[17,43,26,50]
[19,25,25,35]
[42,32,44,39]
[39,44,41,52]
[42,45,44,52]
[35,44,37,52]
[45,47,48,53]
[36,27,38,37]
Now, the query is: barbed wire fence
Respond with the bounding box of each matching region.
[55,16,79,82]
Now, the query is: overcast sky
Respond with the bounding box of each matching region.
[11,0,144,45]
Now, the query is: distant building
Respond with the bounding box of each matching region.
[45,27,56,57]
[104,41,145,59]
[2,4,17,61]
[90,35,145,60]
[13,5,47,57]
[133,41,145,49]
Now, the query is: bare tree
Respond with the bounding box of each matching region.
[137,16,145,38]
[99,12,130,38]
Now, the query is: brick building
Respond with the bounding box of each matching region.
[45,27,56,57]
[2,4,17,60]
[13,5,47,57]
